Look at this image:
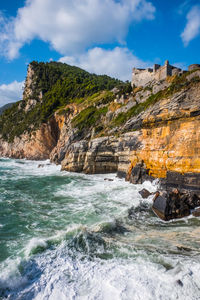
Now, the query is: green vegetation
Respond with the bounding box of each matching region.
[0,61,122,141]
[112,90,166,127]
[115,81,132,96]
[57,107,72,116]
[1,60,199,142]
[112,72,200,127]
[72,105,108,131]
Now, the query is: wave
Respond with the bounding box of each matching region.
[1,236,200,300]
[1,159,200,299]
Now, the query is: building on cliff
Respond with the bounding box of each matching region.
[132,60,183,87]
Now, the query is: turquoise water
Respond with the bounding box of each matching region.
[1,158,200,299]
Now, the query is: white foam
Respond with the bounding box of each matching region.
[0,257,26,291]
[2,158,200,300]
[5,242,200,300]
[0,158,61,180]
[25,238,48,258]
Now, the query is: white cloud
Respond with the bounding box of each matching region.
[0,81,24,107]
[0,0,155,60]
[59,47,150,81]
[181,5,200,46]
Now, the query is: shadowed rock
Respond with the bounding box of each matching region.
[139,188,153,199]
[152,189,200,221]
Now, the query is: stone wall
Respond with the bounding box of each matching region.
[132,61,182,87]
[132,68,154,87]
[154,64,168,81]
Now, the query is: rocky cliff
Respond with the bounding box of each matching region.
[1,62,200,195]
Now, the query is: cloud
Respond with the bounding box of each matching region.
[181,5,200,46]
[177,0,191,15]
[59,47,150,81]
[0,0,155,60]
[0,81,24,106]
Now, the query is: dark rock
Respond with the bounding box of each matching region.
[152,191,160,202]
[117,170,127,179]
[165,171,200,197]
[129,161,152,184]
[165,189,190,220]
[139,188,152,199]
[192,208,200,217]
[152,188,200,221]
[176,279,183,287]
[152,194,168,220]
[38,164,45,168]
[104,178,114,181]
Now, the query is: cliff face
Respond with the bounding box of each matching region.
[49,72,200,193]
[0,118,59,160]
[1,62,200,194]
[128,84,200,175]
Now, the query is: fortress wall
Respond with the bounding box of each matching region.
[154,65,168,81]
[132,61,183,87]
[172,68,181,76]
[132,69,153,87]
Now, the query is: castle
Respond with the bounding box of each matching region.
[132,60,200,87]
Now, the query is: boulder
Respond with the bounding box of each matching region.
[152,194,168,220]
[129,161,151,184]
[139,188,152,199]
[192,208,200,217]
[152,189,200,221]
[38,164,45,168]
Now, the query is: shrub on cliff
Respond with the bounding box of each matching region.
[0,62,124,142]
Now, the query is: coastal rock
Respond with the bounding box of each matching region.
[61,137,119,174]
[1,61,200,201]
[152,188,200,220]
[192,208,200,217]
[128,162,151,184]
[139,188,153,199]
[0,117,59,160]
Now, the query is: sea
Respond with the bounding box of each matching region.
[0,158,200,300]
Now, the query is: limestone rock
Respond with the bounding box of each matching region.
[1,62,200,201]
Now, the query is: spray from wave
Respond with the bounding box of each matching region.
[0,159,200,300]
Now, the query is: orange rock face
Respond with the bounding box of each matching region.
[1,71,200,192]
[126,83,200,180]
[127,116,200,179]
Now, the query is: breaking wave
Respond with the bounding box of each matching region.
[0,159,200,299]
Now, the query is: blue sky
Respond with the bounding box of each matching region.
[0,0,200,106]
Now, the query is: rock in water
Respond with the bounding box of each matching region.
[139,188,152,199]
[192,208,200,217]
[176,280,184,287]
[152,194,168,220]
[104,178,114,181]
[152,189,200,221]
[38,164,45,168]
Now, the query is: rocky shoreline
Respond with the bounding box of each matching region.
[1,62,200,221]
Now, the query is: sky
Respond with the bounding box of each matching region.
[0,0,200,106]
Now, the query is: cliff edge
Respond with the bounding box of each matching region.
[1,61,200,195]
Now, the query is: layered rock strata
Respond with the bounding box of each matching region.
[1,64,200,200]
[0,118,59,160]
